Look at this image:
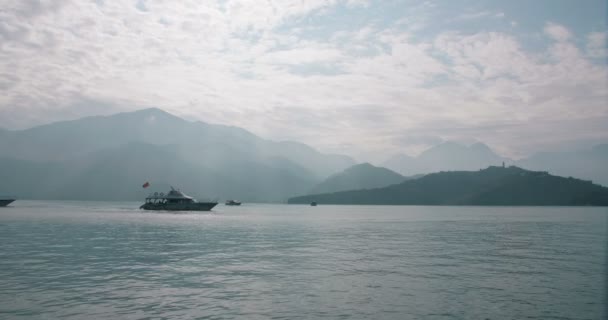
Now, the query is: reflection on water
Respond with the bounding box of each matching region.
[0,202,606,319]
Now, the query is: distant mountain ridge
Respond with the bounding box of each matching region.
[308,163,407,195]
[0,108,354,178]
[515,144,608,187]
[383,141,509,176]
[288,166,608,206]
[383,141,608,187]
[2,109,606,201]
[0,108,355,201]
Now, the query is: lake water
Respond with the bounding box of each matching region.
[0,201,606,319]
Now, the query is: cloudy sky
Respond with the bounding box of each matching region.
[0,0,606,161]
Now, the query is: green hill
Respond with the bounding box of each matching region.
[309,163,406,194]
[288,166,608,206]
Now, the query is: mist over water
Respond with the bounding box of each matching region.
[0,202,605,319]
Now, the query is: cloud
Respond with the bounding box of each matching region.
[452,10,505,22]
[257,45,344,65]
[586,31,607,58]
[544,22,572,42]
[0,1,606,161]
[392,134,445,148]
[345,0,370,8]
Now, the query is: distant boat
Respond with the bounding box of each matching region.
[140,187,217,211]
[225,200,242,206]
[310,201,317,206]
[0,199,15,207]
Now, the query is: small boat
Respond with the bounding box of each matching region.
[0,199,15,207]
[225,200,242,206]
[310,201,317,206]
[140,187,217,211]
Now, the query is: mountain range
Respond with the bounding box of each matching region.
[383,142,608,187]
[0,108,354,201]
[383,142,509,176]
[308,163,409,195]
[515,144,608,187]
[288,166,608,206]
[1,108,606,202]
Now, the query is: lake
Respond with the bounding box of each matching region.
[0,201,606,319]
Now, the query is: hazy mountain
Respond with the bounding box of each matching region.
[383,142,508,176]
[0,108,354,201]
[0,157,70,199]
[308,163,407,195]
[384,141,608,187]
[382,154,423,176]
[516,144,608,187]
[288,166,608,206]
[0,108,354,178]
[0,142,321,202]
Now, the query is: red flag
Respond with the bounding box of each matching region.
[142,182,150,188]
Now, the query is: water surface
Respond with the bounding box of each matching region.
[0,201,606,319]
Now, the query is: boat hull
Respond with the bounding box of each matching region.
[0,199,15,207]
[139,202,217,211]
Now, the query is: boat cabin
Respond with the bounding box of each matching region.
[145,188,196,204]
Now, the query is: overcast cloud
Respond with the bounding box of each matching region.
[0,0,606,160]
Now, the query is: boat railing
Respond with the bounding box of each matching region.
[144,191,218,203]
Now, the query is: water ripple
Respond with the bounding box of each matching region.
[0,202,605,319]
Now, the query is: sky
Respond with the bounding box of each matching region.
[0,0,606,161]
